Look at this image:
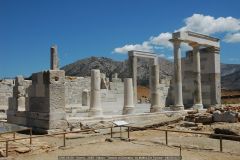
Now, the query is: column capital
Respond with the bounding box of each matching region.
[169,38,181,45]
[189,42,200,48]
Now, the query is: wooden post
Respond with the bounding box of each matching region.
[30,128,32,145]
[127,127,130,139]
[63,133,66,147]
[220,136,223,152]
[165,131,168,145]
[111,127,113,138]
[13,132,16,140]
[179,145,182,157]
[5,141,8,157]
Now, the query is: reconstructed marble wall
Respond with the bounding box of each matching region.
[168,48,221,108]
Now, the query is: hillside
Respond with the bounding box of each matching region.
[62,56,173,86]
[61,56,240,90]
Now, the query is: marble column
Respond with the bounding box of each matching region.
[172,39,184,110]
[150,65,161,112]
[122,78,135,114]
[191,43,203,109]
[89,69,103,116]
[50,45,59,70]
[129,55,137,103]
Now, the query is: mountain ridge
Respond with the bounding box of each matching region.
[61,56,240,90]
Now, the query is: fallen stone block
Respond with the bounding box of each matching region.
[213,110,238,123]
[195,114,213,124]
[180,121,198,127]
[15,147,31,153]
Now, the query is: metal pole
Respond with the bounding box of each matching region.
[220,137,223,152]
[165,131,168,145]
[63,133,66,147]
[5,141,8,157]
[127,127,130,139]
[30,128,32,145]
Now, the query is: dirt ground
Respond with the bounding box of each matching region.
[1,123,240,160]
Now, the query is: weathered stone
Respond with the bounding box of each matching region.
[89,69,103,117]
[50,45,59,70]
[213,111,238,123]
[122,78,135,115]
[82,89,90,106]
[150,65,162,112]
[180,121,198,127]
[195,114,213,124]
[15,147,31,153]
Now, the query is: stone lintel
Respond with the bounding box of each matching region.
[171,31,220,48]
[128,50,158,64]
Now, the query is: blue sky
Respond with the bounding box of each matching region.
[0,0,240,78]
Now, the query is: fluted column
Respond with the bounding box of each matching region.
[89,69,103,116]
[150,65,162,112]
[50,45,59,70]
[191,43,203,109]
[172,39,184,110]
[122,78,135,114]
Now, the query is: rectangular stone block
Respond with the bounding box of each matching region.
[29,97,50,113]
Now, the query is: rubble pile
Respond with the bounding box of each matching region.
[184,107,239,124]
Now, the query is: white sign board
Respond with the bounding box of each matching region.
[113,120,129,126]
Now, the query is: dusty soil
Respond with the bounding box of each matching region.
[1,122,240,160]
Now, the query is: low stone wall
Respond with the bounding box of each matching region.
[0,79,14,110]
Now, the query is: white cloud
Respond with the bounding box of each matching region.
[223,33,240,43]
[179,14,240,34]
[167,56,174,60]
[113,32,172,54]
[228,58,240,62]
[158,53,165,57]
[113,41,153,54]
[113,14,240,54]
[149,32,172,48]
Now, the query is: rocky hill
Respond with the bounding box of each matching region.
[61,56,240,90]
[62,56,173,86]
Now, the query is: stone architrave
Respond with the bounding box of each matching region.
[122,78,135,115]
[89,69,103,116]
[191,43,203,109]
[150,65,162,112]
[50,45,59,70]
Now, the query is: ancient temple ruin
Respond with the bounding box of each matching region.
[168,31,220,109]
[1,31,221,133]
